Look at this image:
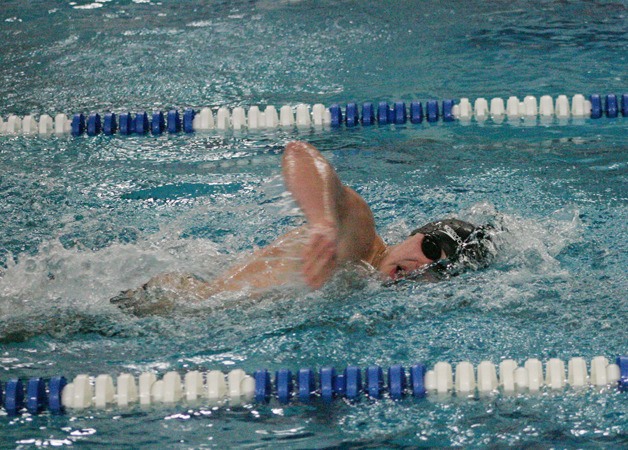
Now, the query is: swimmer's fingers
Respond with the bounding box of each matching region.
[302,231,338,289]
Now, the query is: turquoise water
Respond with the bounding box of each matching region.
[1,0,627,447]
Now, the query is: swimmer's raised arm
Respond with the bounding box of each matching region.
[282,141,385,288]
[282,141,345,231]
[111,141,387,315]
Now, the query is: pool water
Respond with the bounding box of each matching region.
[1,0,626,447]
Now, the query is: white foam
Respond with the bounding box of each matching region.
[0,227,225,336]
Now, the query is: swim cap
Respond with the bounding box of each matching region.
[410,218,477,260]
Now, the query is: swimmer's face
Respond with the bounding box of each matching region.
[378,233,446,280]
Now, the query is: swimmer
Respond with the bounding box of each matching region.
[111,141,494,315]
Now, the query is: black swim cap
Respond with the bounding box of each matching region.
[411,218,476,258]
[410,218,493,264]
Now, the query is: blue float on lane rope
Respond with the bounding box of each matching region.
[334,371,346,397]
[590,94,602,119]
[345,103,359,127]
[276,369,293,404]
[118,112,133,135]
[366,366,384,399]
[254,369,271,404]
[320,367,336,402]
[617,356,628,392]
[345,366,362,400]
[48,376,67,414]
[361,102,374,125]
[388,365,406,400]
[377,101,389,125]
[410,364,427,398]
[167,110,181,133]
[151,111,165,135]
[442,99,455,122]
[298,368,315,403]
[71,113,85,136]
[103,112,117,135]
[394,101,407,124]
[329,104,342,127]
[87,113,101,136]
[26,378,47,415]
[4,379,24,415]
[605,94,618,118]
[134,112,148,134]
[426,100,439,122]
[183,108,195,133]
[410,101,423,124]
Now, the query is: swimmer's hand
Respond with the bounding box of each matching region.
[110,282,176,317]
[110,273,213,316]
[302,222,338,289]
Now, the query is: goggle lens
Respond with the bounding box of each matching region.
[421,235,442,261]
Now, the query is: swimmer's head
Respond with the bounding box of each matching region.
[410,218,483,261]
[378,218,495,282]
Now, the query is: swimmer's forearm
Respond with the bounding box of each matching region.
[281,141,346,227]
[281,141,380,285]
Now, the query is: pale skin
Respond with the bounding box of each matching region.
[118,141,442,307]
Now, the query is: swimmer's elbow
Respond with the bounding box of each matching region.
[284,140,309,155]
[283,141,310,168]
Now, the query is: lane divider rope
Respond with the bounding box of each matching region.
[0,93,625,137]
[2,355,626,415]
